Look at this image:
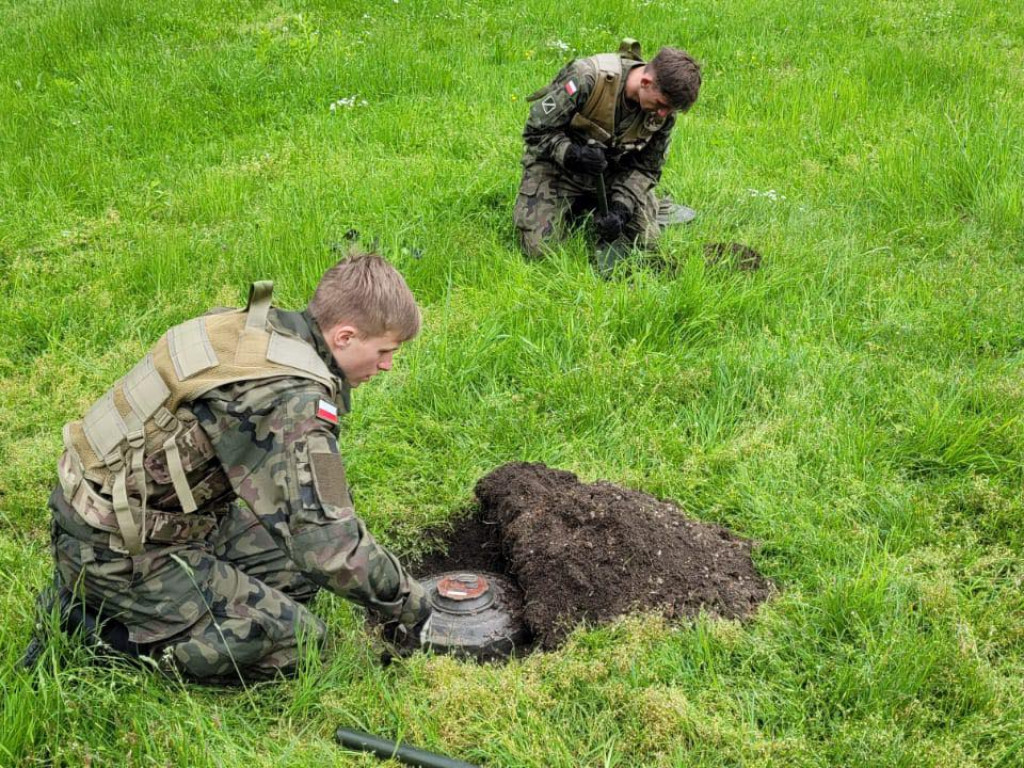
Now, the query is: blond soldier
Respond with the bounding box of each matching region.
[37,253,430,683]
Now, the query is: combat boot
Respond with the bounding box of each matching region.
[20,573,141,671]
[19,582,56,671]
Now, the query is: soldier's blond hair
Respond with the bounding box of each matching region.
[309,252,421,340]
[648,48,702,111]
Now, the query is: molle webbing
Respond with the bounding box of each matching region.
[570,48,665,149]
[162,433,197,513]
[66,282,338,555]
[58,447,217,553]
[166,319,217,381]
[569,53,624,144]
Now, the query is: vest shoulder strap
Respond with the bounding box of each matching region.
[245,281,274,331]
[167,317,218,380]
[266,331,334,386]
[577,53,624,139]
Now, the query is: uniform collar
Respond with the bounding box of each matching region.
[306,311,353,413]
[270,309,353,406]
[302,310,350,381]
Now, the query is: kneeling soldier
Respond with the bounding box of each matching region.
[40,253,430,683]
[514,40,701,273]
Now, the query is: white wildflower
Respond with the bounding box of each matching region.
[329,95,368,112]
[747,188,786,201]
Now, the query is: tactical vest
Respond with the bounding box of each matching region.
[568,39,668,151]
[58,282,343,556]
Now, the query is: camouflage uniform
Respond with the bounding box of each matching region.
[49,296,428,682]
[513,50,676,258]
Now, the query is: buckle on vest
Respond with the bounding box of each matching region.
[102,450,125,472]
[153,407,177,431]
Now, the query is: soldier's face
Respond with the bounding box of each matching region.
[638,76,674,118]
[329,327,403,387]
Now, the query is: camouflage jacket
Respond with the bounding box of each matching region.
[191,309,424,623]
[521,55,677,212]
[53,308,426,642]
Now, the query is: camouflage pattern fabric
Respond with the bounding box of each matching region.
[515,55,676,257]
[193,375,427,626]
[151,534,327,683]
[513,161,660,258]
[51,494,325,681]
[49,309,429,682]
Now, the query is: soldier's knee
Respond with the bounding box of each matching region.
[163,615,326,683]
[163,591,327,676]
[517,229,548,259]
[516,217,561,258]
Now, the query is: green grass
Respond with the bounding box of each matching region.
[1,0,1023,765]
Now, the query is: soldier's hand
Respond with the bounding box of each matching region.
[564,143,608,175]
[379,611,432,664]
[397,578,431,628]
[378,578,432,664]
[380,615,425,647]
[594,201,632,241]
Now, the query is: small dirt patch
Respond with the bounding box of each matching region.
[411,463,772,651]
[704,241,763,271]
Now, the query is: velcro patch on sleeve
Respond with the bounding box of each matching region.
[316,398,339,425]
[310,451,353,514]
[565,79,578,96]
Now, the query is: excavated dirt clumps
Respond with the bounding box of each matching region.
[704,241,763,271]
[413,463,772,651]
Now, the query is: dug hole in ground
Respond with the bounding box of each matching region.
[412,462,773,655]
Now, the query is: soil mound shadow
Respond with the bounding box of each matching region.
[412,463,772,651]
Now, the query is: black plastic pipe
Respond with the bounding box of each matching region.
[335,728,480,768]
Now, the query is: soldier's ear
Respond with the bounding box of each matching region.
[330,324,358,349]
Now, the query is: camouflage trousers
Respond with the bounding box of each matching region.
[513,161,660,258]
[51,488,326,683]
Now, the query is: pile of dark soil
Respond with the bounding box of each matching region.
[412,463,772,650]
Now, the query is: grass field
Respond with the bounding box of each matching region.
[2,0,1023,765]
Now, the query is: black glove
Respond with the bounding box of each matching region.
[563,143,608,175]
[379,610,432,663]
[594,201,632,242]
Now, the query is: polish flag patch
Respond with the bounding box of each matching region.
[564,79,578,96]
[316,399,339,425]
